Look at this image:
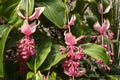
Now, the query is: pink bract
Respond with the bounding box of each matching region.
[68,14,76,26]
[64,32,76,46]
[29,7,45,21]
[17,6,44,36]
[94,19,110,35]
[21,20,40,36]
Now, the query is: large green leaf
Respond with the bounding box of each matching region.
[81,43,110,65]
[0,0,34,26]
[27,33,52,71]
[0,25,13,78]
[40,45,66,71]
[36,0,66,28]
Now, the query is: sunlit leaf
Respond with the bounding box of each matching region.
[81,43,110,65]
[49,72,57,80]
[40,45,66,71]
[27,72,34,80]
[27,33,52,71]
[36,0,66,28]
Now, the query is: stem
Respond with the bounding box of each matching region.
[72,76,74,80]
[34,56,37,73]
[81,3,89,18]
[101,0,104,24]
[26,0,29,18]
[102,35,104,46]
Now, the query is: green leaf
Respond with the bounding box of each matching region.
[27,72,34,80]
[0,0,34,26]
[40,45,66,71]
[36,0,66,28]
[73,0,86,15]
[32,71,44,80]
[56,76,62,80]
[81,43,110,65]
[27,33,52,71]
[19,0,34,17]
[86,15,98,29]
[71,14,83,37]
[49,72,56,80]
[0,25,13,77]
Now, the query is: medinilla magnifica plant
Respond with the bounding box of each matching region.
[0,0,118,80]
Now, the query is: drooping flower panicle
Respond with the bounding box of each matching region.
[61,15,86,77]
[17,36,35,60]
[16,3,44,73]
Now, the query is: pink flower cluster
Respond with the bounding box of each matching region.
[17,36,35,60]
[16,4,44,73]
[92,1,113,70]
[61,15,85,77]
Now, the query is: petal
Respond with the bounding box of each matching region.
[102,19,110,33]
[103,1,112,14]
[94,21,102,33]
[68,14,76,26]
[21,20,32,36]
[29,7,45,21]
[98,2,103,14]
[16,4,25,19]
[76,35,85,42]
[30,20,40,33]
[64,32,76,46]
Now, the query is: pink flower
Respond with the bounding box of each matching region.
[64,32,76,46]
[16,6,45,20]
[16,6,44,36]
[68,14,76,27]
[64,15,76,29]
[98,2,103,15]
[98,1,112,14]
[94,19,110,35]
[108,31,114,40]
[17,36,35,60]
[21,20,40,36]
[29,7,45,20]
[62,59,80,77]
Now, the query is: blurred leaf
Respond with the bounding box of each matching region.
[71,14,83,37]
[81,43,110,65]
[27,72,34,80]
[49,71,56,80]
[0,0,34,26]
[56,76,62,80]
[32,71,44,80]
[40,45,66,71]
[27,33,52,71]
[107,75,118,80]
[0,25,13,77]
[86,15,98,28]
[73,0,86,15]
[36,0,66,28]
